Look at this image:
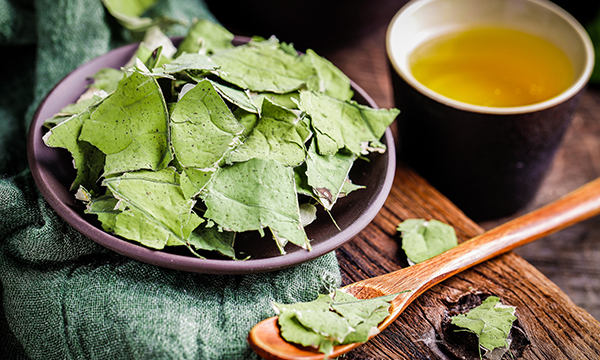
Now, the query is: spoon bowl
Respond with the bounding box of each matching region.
[248,177,600,359]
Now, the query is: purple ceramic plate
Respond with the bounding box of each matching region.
[27,37,396,274]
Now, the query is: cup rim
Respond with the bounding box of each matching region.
[386,0,595,115]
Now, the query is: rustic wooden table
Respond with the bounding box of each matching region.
[329,20,600,320]
[210,1,600,358]
[326,27,600,357]
[321,15,600,323]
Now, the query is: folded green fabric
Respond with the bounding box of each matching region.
[0,1,341,359]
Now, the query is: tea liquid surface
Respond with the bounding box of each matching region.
[410,27,574,107]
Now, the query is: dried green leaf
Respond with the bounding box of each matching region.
[175,18,234,57]
[226,99,311,167]
[170,79,244,170]
[232,108,259,137]
[43,107,105,192]
[102,0,158,18]
[451,296,517,355]
[275,303,333,352]
[299,202,317,227]
[246,35,285,50]
[304,139,357,210]
[273,294,333,314]
[83,191,120,232]
[340,179,365,198]
[304,49,353,101]
[210,45,314,93]
[79,71,171,175]
[299,90,398,156]
[273,290,400,357]
[272,201,318,253]
[397,219,458,264]
[161,52,219,76]
[124,26,177,69]
[273,294,341,356]
[43,96,99,129]
[209,80,258,114]
[179,167,214,199]
[102,0,159,31]
[251,91,300,111]
[294,310,354,343]
[187,225,237,259]
[103,168,203,250]
[89,68,125,94]
[101,0,180,33]
[201,158,310,251]
[330,291,396,344]
[294,163,313,198]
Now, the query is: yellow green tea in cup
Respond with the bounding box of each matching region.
[409,27,574,107]
[386,0,594,220]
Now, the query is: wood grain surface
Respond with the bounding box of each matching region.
[210,2,600,358]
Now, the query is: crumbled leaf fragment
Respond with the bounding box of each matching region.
[451,296,517,356]
[209,80,258,113]
[84,191,120,232]
[397,219,458,264]
[161,52,220,76]
[79,71,172,175]
[187,225,237,259]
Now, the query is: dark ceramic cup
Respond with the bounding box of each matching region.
[387,0,594,221]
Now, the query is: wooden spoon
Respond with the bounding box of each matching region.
[248,177,600,360]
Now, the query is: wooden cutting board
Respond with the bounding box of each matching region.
[336,163,600,359]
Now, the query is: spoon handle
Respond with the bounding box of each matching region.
[355,177,600,315]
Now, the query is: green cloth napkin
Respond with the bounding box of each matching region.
[0,1,342,359]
